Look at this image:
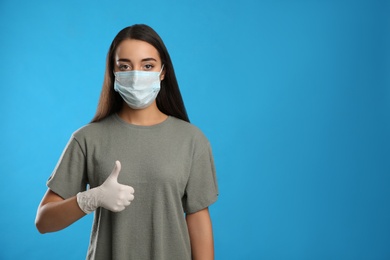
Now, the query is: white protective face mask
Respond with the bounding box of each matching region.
[114,65,164,109]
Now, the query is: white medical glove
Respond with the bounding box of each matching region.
[76,160,135,214]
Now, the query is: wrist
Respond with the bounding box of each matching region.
[76,188,101,214]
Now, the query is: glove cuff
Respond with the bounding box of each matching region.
[76,189,99,214]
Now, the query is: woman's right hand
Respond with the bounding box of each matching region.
[76,160,135,214]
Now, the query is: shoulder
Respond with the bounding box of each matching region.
[168,117,210,150]
[72,115,116,140]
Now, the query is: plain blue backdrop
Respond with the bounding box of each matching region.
[1,0,389,259]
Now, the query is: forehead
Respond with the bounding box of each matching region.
[115,39,160,60]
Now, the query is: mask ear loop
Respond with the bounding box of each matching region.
[159,65,165,82]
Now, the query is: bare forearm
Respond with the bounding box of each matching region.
[186,208,214,260]
[35,190,86,234]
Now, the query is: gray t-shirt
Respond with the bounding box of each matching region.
[47,114,218,260]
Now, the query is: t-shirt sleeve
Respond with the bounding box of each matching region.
[47,135,88,199]
[183,142,219,214]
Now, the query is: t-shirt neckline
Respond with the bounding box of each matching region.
[113,113,171,129]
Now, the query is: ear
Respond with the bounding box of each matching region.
[160,68,166,81]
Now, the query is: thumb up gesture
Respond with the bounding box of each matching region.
[77,161,135,214]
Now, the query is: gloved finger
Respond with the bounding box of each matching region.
[120,185,134,194]
[109,160,122,181]
[112,205,126,212]
[122,192,134,202]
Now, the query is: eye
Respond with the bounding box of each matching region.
[118,64,131,71]
[143,64,154,70]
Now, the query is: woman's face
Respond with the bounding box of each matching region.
[114,39,165,80]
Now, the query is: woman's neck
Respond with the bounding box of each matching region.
[117,102,168,126]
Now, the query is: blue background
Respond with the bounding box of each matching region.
[1,0,389,259]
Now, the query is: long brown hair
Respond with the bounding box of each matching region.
[91,24,189,123]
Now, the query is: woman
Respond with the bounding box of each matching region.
[35,24,218,260]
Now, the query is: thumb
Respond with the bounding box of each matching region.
[108,160,121,181]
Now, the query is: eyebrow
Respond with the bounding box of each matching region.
[117,57,158,62]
